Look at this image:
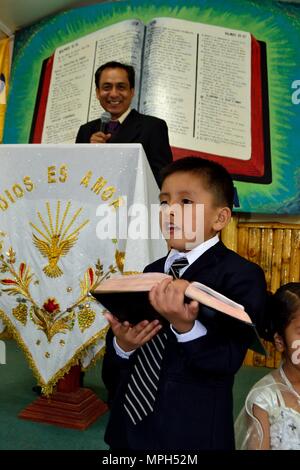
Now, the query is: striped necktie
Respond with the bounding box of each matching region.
[168,256,189,279]
[123,257,189,425]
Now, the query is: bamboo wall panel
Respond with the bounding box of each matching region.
[220,216,238,251]
[248,228,261,264]
[270,229,284,293]
[222,219,300,368]
[260,228,273,290]
[290,230,300,281]
[281,230,291,286]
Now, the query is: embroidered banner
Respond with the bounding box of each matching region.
[0,144,165,393]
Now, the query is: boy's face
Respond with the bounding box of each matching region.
[159,171,230,251]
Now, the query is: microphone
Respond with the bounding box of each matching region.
[100,111,112,133]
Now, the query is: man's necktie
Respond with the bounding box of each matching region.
[123,256,189,425]
[106,120,120,135]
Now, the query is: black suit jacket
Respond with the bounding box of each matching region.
[102,242,267,450]
[75,109,173,186]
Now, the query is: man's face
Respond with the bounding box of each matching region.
[96,67,134,120]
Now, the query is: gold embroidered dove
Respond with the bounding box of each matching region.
[30,201,89,278]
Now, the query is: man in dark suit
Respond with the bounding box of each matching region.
[101,157,267,450]
[75,61,173,186]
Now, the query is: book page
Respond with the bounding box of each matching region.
[87,20,145,122]
[93,272,172,293]
[190,282,244,310]
[41,20,144,144]
[185,283,252,324]
[140,17,251,160]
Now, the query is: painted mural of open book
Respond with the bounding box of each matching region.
[91,273,266,354]
[30,17,270,183]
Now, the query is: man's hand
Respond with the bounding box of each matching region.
[104,312,162,352]
[149,279,199,333]
[89,131,112,143]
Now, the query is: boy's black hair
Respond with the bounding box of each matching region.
[95,61,135,89]
[160,156,235,210]
[271,282,300,337]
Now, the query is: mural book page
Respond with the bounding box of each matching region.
[31,17,269,182]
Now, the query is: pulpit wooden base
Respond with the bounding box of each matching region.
[18,388,108,430]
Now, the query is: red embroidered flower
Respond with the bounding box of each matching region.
[88,267,94,285]
[43,298,60,314]
[0,279,18,285]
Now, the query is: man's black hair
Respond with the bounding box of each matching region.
[95,61,135,89]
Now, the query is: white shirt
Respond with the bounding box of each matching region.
[164,234,219,275]
[113,107,131,123]
[114,235,220,358]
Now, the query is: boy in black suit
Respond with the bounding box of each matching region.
[102,156,267,450]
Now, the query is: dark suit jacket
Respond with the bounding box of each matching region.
[102,241,267,450]
[75,109,173,186]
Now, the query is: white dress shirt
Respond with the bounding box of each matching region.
[114,107,131,123]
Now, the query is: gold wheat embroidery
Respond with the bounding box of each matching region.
[30,201,89,278]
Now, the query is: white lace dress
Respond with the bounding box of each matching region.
[235,370,300,450]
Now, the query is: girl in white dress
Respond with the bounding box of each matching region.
[235,282,300,450]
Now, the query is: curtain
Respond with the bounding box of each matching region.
[0,36,13,143]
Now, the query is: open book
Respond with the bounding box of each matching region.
[30,17,270,183]
[91,273,265,354]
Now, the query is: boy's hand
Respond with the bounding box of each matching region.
[104,312,162,352]
[149,279,199,333]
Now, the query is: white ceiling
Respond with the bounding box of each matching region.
[0,0,299,39]
[0,0,113,38]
